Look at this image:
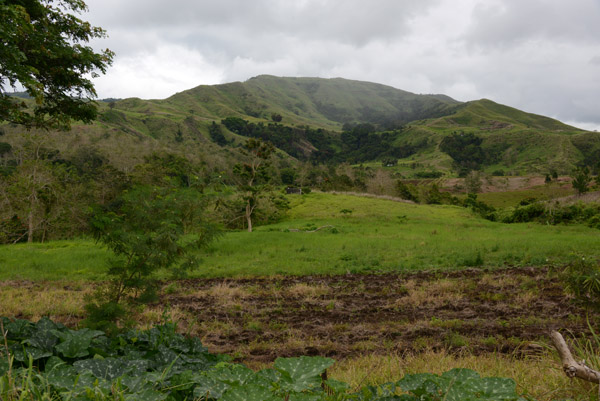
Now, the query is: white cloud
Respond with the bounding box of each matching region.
[93,44,224,99]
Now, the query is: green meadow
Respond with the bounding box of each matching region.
[1,192,598,281]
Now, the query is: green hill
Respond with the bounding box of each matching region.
[164,75,460,129]
[2,75,598,175]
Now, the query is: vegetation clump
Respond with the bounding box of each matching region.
[0,317,534,400]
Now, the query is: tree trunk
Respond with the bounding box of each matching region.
[27,209,34,243]
[245,201,253,232]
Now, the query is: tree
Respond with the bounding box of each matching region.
[571,166,592,196]
[464,170,482,194]
[233,138,274,232]
[0,134,74,242]
[89,185,220,304]
[0,0,113,130]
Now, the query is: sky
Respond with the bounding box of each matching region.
[85,0,600,130]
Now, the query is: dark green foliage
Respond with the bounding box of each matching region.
[463,194,496,221]
[0,317,228,399]
[221,116,426,164]
[271,113,283,122]
[280,167,297,185]
[502,201,600,227]
[562,258,600,311]
[0,0,113,130]
[439,132,504,175]
[571,166,592,195]
[0,215,27,244]
[0,141,12,156]
[0,318,534,400]
[414,170,443,179]
[209,121,229,145]
[88,185,220,304]
[396,180,418,202]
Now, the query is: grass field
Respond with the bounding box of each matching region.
[1,192,599,281]
[2,192,599,399]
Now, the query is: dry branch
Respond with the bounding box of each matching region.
[287,225,335,233]
[550,330,600,383]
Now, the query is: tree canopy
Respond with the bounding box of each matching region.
[0,0,113,130]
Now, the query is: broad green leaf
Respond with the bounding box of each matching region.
[274,356,334,392]
[324,378,350,394]
[123,388,168,401]
[220,383,280,401]
[441,368,480,383]
[0,358,9,376]
[73,357,147,381]
[192,376,230,399]
[10,345,53,362]
[462,377,520,400]
[46,364,79,390]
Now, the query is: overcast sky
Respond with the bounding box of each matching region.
[85,0,600,130]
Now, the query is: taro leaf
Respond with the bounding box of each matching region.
[46,364,79,390]
[0,358,9,376]
[34,316,65,332]
[53,328,105,359]
[397,372,443,397]
[123,388,168,401]
[274,356,334,393]
[324,378,350,394]
[151,344,180,370]
[10,345,53,362]
[74,357,148,381]
[192,376,230,399]
[71,371,112,394]
[441,368,480,383]
[255,368,282,387]
[5,319,33,340]
[288,393,323,401]
[220,383,280,401]
[213,364,255,386]
[461,377,521,400]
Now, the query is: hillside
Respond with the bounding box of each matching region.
[1,75,598,175]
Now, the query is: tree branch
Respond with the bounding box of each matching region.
[550,330,600,383]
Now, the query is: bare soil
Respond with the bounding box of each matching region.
[163,267,589,364]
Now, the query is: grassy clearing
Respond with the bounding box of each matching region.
[1,192,600,280]
[476,184,574,208]
[327,351,596,401]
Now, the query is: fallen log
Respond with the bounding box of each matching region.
[550,330,600,384]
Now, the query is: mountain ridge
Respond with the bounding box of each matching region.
[2,75,596,175]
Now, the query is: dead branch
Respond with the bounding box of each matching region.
[550,330,600,383]
[287,225,334,233]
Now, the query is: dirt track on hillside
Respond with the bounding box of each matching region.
[162,267,588,364]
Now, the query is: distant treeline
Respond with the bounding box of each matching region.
[220,117,429,164]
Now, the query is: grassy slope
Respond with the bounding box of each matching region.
[4,76,599,174]
[391,99,593,174]
[1,192,599,281]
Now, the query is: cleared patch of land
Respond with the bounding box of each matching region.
[2,267,588,366]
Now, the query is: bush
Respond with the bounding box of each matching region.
[562,257,600,311]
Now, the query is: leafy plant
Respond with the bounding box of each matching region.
[86,185,221,329]
[0,317,535,401]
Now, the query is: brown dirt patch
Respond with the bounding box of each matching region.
[160,267,589,364]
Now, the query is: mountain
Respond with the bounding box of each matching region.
[1,75,597,175]
[164,75,461,129]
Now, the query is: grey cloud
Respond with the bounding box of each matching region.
[465,0,600,49]
[84,0,600,128]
